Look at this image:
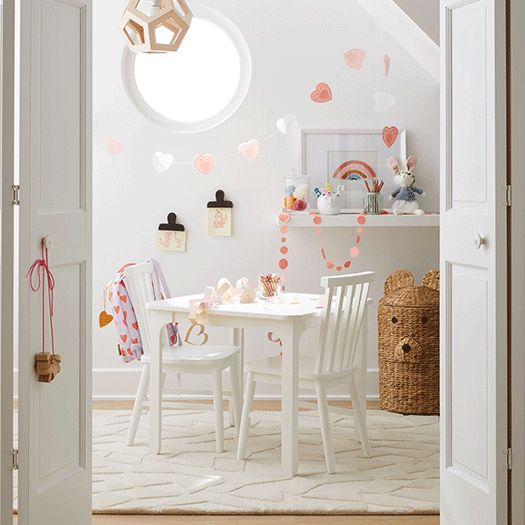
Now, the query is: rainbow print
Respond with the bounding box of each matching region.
[332,160,377,181]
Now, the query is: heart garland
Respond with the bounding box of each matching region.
[194,153,216,175]
[278,212,367,275]
[105,137,125,156]
[238,139,260,161]
[153,152,174,174]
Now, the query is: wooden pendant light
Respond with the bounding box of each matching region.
[120,0,193,54]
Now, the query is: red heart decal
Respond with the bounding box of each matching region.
[120,334,127,343]
[119,294,128,303]
[132,338,138,345]
[310,83,333,104]
[114,306,120,315]
[170,335,175,344]
[382,126,399,148]
[132,322,139,331]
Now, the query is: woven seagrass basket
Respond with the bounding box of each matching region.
[378,269,440,415]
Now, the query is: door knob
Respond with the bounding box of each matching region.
[474,234,486,250]
[43,236,54,249]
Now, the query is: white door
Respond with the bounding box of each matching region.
[1,1,15,524]
[440,0,508,524]
[17,1,92,524]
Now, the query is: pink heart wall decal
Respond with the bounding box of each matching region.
[238,139,260,161]
[104,137,125,156]
[194,154,216,175]
[344,49,366,70]
[310,82,333,103]
[382,126,399,148]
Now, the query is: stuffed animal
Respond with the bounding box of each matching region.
[387,156,425,215]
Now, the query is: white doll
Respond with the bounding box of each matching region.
[388,156,425,215]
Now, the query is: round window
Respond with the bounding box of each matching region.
[122,7,252,133]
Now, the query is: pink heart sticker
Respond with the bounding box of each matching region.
[382,126,399,148]
[194,154,216,175]
[310,82,333,104]
[344,49,366,70]
[104,137,125,156]
[238,139,260,161]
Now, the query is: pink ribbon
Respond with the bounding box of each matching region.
[26,239,56,355]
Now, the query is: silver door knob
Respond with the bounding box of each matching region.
[474,234,486,249]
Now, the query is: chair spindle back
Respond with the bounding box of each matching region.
[315,272,374,375]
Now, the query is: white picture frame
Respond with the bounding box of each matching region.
[301,129,407,211]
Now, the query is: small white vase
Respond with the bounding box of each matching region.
[317,194,342,215]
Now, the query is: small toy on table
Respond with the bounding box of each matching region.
[387,156,425,215]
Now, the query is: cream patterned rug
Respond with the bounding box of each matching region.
[92,409,439,515]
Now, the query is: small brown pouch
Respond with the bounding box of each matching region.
[35,353,62,383]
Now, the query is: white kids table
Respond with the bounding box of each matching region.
[146,293,369,477]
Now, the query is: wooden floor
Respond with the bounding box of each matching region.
[21,400,436,524]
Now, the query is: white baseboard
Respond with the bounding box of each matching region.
[13,368,380,401]
[91,367,380,401]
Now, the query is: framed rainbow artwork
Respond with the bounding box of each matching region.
[332,160,377,181]
[301,129,407,210]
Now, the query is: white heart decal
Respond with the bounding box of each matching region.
[238,139,260,161]
[374,91,397,114]
[152,152,174,174]
[276,114,298,136]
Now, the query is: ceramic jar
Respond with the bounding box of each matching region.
[317,189,343,215]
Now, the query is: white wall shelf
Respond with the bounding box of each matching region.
[282,211,440,228]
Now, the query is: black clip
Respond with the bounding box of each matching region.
[158,213,185,232]
[207,190,233,209]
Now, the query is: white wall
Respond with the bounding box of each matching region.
[93,0,439,399]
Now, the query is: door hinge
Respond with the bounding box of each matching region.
[505,185,512,207]
[12,449,18,471]
[12,184,20,206]
[505,448,512,470]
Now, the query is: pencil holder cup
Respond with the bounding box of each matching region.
[364,192,383,215]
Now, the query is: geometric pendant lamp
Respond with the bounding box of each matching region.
[120,0,193,54]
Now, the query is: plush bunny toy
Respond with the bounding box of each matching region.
[388,156,425,215]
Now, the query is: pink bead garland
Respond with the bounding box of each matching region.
[277,212,367,276]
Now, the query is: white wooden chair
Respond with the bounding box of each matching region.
[237,271,374,473]
[124,262,242,453]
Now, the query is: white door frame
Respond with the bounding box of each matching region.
[1,0,15,524]
[510,0,525,522]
